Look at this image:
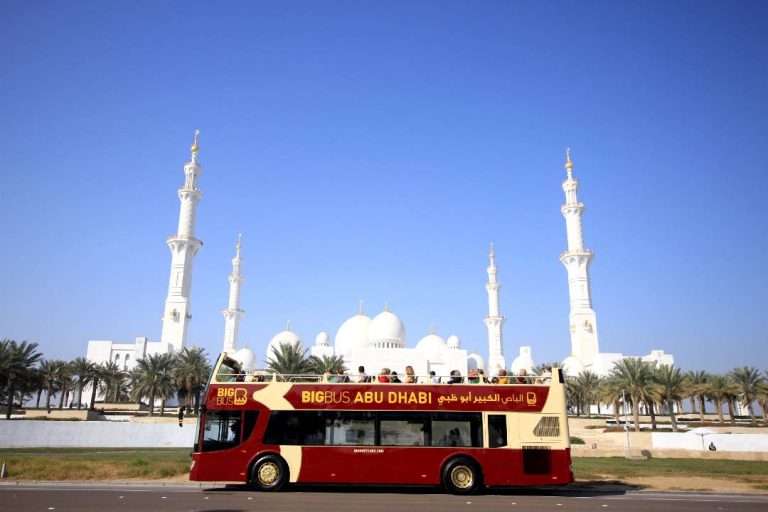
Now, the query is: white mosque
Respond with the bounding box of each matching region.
[85,133,673,380]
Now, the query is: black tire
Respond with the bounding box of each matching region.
[441,457,482,494]
[250,454,289,491]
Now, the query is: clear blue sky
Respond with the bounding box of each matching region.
[1,1,766,373]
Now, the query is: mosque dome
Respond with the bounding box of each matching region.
[315,331,329,347]
[334,313,372,355]
[510,346,536,374]
[446,335,461,349]
[562,355,585,377]
[265,328,302,362]
[415,333,446,354]
[368,308,406,349]
[467,352,485,371]
[232,347,257,371]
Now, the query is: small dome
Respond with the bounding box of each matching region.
[315,331,329,346]
[467,352,485,371]
[266,329,302,361]
[562,355,585,377]
[334,313,372,355]
[446,335,460,349]
[511,346,536,374]
[368,309,405,348]
[232,347,257,371]
[415,333,446,353]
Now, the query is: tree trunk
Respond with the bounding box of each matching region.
[148,388,156,416]
[58,387,66,409]
[669,399,678,432]
[716,399,724,423]
[689,397,697,415]
[35,389,43,408]
[5,382,15,419]
[727,398,737,424]
[647,400,657,431]
[45,383,53,411]
[632,401,641,432]
[160,399,166,416]
[90,380,99,410]
[698,394,706,422]
[194,391,200,415]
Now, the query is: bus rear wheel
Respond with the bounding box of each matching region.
[250,455,288,491]
[442,457,482,495]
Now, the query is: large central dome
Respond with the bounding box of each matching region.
[334,313,372,355]
[368,309,405,348]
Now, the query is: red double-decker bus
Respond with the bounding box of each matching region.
[189,354,573,494]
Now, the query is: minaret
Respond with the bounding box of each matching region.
[160,130,204,352]
[559,148,600,364]
[484,243,506,372]
[222,234,245,353]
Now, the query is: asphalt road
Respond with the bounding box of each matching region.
[1,483,767,512]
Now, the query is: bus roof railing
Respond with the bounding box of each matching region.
[211,369,560,386]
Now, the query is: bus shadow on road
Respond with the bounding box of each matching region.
[205,482,636,497]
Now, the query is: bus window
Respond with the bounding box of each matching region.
[327,412,375,446]
[264,411,327,446]
[431,412,482,448]
[379,413,429,446]
[488,414,507,448]
[202,410,259,452]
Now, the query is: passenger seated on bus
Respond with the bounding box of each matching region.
[516,368,528,384]
[447,370,463,384]
[538,366,552,384]
[356,365,370,383]
[404,365,416,383]
[378,368,391,383]
[390,371,402,383]
[497,369,509,384]
[441,428,465,447]
[468,369,480,384]
[227,420,241,443]
[420,370,439,384]
[478,369,489,383]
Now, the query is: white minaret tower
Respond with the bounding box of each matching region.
[559,148,600,365]
[222,234,245,353]
[484,243,506,372]
[160,130,204,352]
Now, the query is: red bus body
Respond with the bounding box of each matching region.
[190,357,573,492]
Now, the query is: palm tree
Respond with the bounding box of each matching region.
[728,366,765,423]
[56,365,74,409]
[308,354,347,375]
[99,361,127,403]
[173,347,212,414]
[131,353,175,416]
[572,370,602,416]
[39,359,66,411]
[650,364,687,432]
[685,370,710,421]
[756,379,768,426]
[608,358,653,432]
[1,339,44,419]
[69,357,96,410]
[266,341,314,375]
[596,377,624,426]
[706,374,736,424]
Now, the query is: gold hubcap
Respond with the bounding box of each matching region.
[450,465,473,489]
[257,462,280,486]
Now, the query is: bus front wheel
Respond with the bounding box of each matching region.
[250,455,288,491]
[442,457,482,495]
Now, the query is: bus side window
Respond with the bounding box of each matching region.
[202,410,251,452]
[488,414,507,448]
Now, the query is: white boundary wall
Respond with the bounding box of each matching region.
[0,421,195,448]
[652,431,768,452]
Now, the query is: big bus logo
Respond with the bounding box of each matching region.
[216,387,248,406]
[526,392,537,405]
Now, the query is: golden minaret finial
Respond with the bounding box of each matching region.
[190,129,200,155]
[565,147,573,172]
